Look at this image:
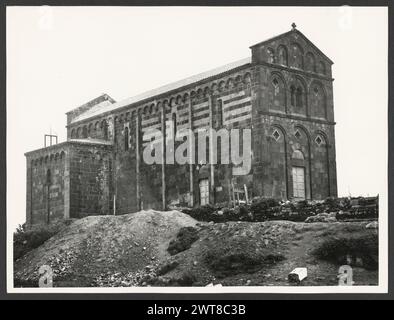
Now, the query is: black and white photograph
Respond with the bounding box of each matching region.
[5,4,389,294]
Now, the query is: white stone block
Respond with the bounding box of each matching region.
[288,268,308,282]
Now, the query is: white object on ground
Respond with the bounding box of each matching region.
[205,283,223,287]
[288,268,308,282]
[366,221,378,229]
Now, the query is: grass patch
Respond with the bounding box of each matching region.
[312,234,378,270]
[204,252,285,277]
[167,227,199,255]
[14,220,74,261]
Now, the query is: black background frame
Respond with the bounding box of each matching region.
[0,0,392,301]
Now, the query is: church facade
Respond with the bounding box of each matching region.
[25,26,337,227]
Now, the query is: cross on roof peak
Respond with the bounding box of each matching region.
[291,22,297,30]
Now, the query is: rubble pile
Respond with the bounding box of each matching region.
[93,265,158,287]
[14,210,378,287]
[181,196,378,223]
[47,249,79,279]
[305,212,337,223]
[14,210,197,287]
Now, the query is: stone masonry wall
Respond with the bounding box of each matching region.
[26,148,67,227]
[58,28,337,216]
[68,143,113,218]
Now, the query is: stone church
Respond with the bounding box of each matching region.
[25,25,337,227]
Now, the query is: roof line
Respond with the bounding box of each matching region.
[70,57,252,124]
[66,94,116,115]
[25,139,113,156]
[250,29,333,64]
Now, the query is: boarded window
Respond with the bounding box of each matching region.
[199,179,210,206]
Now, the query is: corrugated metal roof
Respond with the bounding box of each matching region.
[71,57,251,124]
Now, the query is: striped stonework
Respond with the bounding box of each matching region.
[221,90,252,127]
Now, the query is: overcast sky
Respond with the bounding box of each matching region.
[7,6,388,229]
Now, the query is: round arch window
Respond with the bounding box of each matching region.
[292,149,304,160]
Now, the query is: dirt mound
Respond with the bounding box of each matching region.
[14,212,378,287]
[14,210,197,287]
[150,220,379,287]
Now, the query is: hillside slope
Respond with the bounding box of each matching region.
[15,210,197,286]
[14,210,378,287]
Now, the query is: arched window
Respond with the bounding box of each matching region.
[102,120,108,140]
[219,81,225,92]
[129,125,136,150]
[317,61,326,75]
[278,45,288,66]
[270,76,286,112]
[311,83,327,119]
[296,87,303,108]
[243,73,252,86]
[272,78,279,94]
[76,127,81,139]
[71,129,76,139]
[46,169,51,185]
[217,99,223,128]
[124,126,129,151]
[290,85,296,106]
[313,133,330,198]
[269,126,288,198]
[292,43,304,69]
[82,126,88,139]
[267,48,275,63]
[305,52,316,72]
[172,113,177,137]
[226,78,234,89]
[292,150,304,160]
[290,77,307,114]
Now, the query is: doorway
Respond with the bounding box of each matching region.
[199,179,209,205]
[292,166,305,199]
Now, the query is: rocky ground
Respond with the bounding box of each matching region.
[14,210,378,287]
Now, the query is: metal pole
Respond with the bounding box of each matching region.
[244,184,249,204]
